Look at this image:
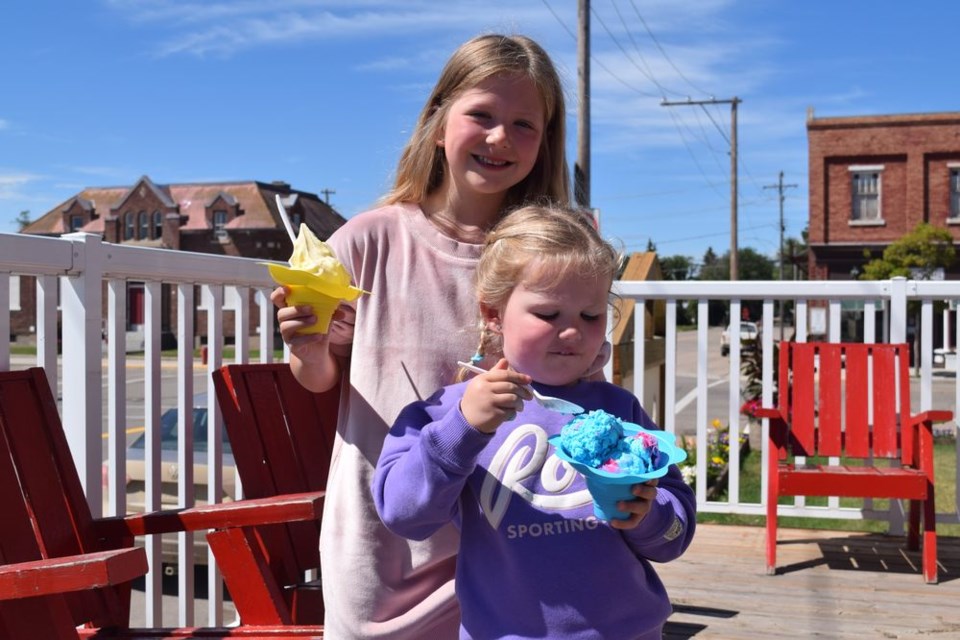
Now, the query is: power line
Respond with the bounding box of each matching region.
[663,108,727,200]
[764,171,798,340]
[662,96,742,280]
[541,0,660,97]
[627,0,714,97]
[598,0,678,98]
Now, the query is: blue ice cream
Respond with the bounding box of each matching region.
[558,410,625,468]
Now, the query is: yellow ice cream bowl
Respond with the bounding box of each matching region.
[263,263,364,335]
[283,285,341,334]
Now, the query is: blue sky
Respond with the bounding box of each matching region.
[3,1,958,265]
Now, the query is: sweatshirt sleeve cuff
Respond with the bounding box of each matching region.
[422,408,493,474]
[623,491,685,543]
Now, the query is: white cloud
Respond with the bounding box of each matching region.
[105,0,549,58]
[0,173,43,200]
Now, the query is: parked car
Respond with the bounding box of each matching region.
[720,321,760,356]
[105,393,236,573]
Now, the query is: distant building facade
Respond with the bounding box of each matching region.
[807,111,960,280]
[12,175,347,345]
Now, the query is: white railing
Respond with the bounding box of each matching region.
[3,231,959,624]
[1,231,281,627]
[608,278,960,529]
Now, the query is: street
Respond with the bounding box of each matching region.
[669,326,957,438]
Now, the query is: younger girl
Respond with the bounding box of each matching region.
[373,205,697,640]
[272,34,569,639]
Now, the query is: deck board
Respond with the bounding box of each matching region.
[659,524,960,638]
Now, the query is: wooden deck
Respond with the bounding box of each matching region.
[658,524,960,638]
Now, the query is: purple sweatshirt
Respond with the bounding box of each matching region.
[373,379,696,640]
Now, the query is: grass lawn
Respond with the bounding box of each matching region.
[9,344,285,361]
[698,436,960,538]
[161,346,286,361]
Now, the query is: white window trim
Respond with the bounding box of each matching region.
[849,165,884,225]
[949,165,960,222]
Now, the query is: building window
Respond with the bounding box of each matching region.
[124,212,135,240]
[70,215,84,232]
[213,209,228,240]
[138,211,149,239]
[152,211,163,238]
[951,169,960,220]
[850,167,882,223]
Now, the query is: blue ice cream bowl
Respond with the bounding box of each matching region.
[549,424,687,520]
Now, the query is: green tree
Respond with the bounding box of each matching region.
[860,222,955,280]
[659,255,695,281]
[659,254,696,325]
[780,227,808,280]
[859,222,956,371]
[15,210,32,231]
[699,247,774,281]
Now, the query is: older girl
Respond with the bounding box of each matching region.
[272,34,569,639]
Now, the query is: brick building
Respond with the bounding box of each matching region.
[807,111,960,280]
[12,175,347,345]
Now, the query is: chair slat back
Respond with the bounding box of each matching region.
[0,368,126,630]
[213,364,340,581]
[842,345,870,457]
[0,369,94,558]
[777,342,911,460]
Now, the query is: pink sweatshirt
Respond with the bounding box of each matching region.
[322,202,482,639]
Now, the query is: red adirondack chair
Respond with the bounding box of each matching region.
[211,363,339,625]
[756,342,951,584]
[0,367,326,639]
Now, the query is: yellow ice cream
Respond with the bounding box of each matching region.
[289,224,355,290]
[263,224,366,333]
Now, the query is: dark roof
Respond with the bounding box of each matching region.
[24,176,347,238]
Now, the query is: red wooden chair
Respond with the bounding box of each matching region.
[211,363,339,625]
[756,342,951,583]
[0,367,325,638]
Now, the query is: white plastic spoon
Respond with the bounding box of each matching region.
[275,194,297,244]
[456,361,585,415]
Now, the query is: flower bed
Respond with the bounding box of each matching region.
[679,418,751,501]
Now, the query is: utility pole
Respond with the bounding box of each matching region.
[575,0,590,208]
[320,188,336,205]
[661,97,741,279]
[764,170,797,340]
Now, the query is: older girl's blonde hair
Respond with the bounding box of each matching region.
[469,204,622,364]
[384,34,570,211]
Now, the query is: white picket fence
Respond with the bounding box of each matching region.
[2,230,959,625]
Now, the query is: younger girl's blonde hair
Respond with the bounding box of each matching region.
[468,204,622,366]
[384,34,569,211]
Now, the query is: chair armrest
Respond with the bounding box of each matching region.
[95,491,325,540]
[753,407,781,420]
[911,410,953,426]
[0,548,147,601]
[756,407,792,459]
